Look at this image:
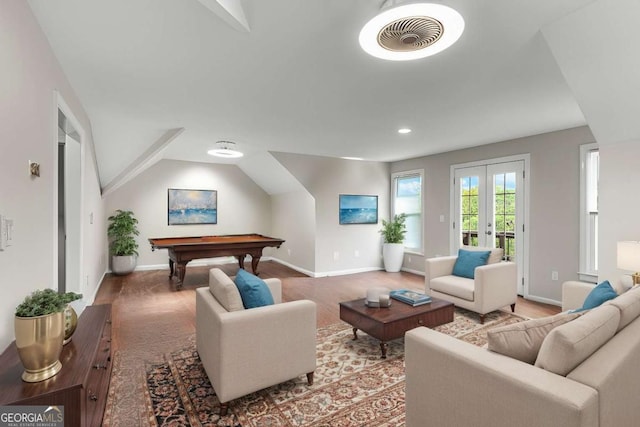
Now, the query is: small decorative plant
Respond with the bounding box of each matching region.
[107,209,140,256]
[379,213,407,244]
[15,289,82,317]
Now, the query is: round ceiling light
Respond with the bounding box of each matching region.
[359,3,464,61]
[398,128,412,134]
[207,141,244,158]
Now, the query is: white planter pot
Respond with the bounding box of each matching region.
[112,255,137,275]
[382,243,404,272]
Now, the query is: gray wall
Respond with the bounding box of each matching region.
[0,2,105,350]
[599,140,640,291]
[271,190,316,274]
[104,159,274,269]
[391,126,596,303]
[273,153,390,275]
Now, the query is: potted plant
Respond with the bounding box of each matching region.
[379,213,407,272]
[15,289,82,382]
[107,209,140,275]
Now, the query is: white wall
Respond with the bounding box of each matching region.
[391,126,595,304]
[0,2,104,350]
[271,190,316,274]
[104,159,274,269]
[272,153,390,275]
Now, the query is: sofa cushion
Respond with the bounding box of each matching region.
[430,275,474,301]
[234,269,275,309]
[576,280,618,312]
[535,305,620,376]
[461,245,504,264]
[209,268,245,312]
[487,311,582,364]
[452,249,491,279]
[605,286,640,331]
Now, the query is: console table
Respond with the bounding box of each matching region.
[0,304,112,427]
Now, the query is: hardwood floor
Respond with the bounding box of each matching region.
[94,261,561,354]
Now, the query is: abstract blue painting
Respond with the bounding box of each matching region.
[168,189,217,225]
[339,194,378,224]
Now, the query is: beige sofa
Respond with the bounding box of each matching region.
[425,246,517,323]
[405,281,640,427]
[196,268,317,415]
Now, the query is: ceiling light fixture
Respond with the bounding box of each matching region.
[398,128,412,134]
[359,1,464,61]
[207,140,244,158]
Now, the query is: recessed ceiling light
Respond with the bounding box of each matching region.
[359,2,464,61]
[398,128,412,134]
[207,141,244,158]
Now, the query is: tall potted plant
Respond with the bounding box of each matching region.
[15,289,82,382]
[107,209,139,275]
[379,213,407,272]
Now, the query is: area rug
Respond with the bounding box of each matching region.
[104,308,525,427]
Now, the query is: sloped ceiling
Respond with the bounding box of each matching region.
[27,0,593,192]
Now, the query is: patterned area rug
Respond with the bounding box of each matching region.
[106,308,524,427]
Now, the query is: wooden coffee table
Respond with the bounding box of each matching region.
[339,296,454,358]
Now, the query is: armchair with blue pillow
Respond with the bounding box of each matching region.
[425,246,517,323]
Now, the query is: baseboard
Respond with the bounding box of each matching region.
[401,266,425,276]
[523,294,561,307]
[311,266,384,278]
[268,258,316,277]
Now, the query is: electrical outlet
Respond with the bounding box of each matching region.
[287,248,291,256]
[0,215,5,250]
[333,251,339,261]
[354,250,359,258]
[551,271,558,281]
[408,256,412,263]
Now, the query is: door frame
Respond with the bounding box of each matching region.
[53,91,86,296]
[449,154,531,297]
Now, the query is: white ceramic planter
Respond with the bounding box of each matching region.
[112,255,137,275]
[382,243,404,272]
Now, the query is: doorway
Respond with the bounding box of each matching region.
[57,109,82,294]
[451,156,529,295]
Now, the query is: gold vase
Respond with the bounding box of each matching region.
[14,311,64,382]
[63,305,78,345]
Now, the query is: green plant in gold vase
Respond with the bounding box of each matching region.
[15,289,82,382]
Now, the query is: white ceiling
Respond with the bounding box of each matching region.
[28,0,593,189]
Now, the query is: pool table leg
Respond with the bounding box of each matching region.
[251,256,261,275]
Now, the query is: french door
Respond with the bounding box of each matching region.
[452,159,526,294]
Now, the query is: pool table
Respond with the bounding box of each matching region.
[148,234,285,289]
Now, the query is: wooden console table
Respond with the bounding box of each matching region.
[0,304,112,427]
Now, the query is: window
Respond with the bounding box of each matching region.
[579,143,599,282]
[392,170,423,253]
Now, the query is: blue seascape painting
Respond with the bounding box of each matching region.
[339,194,378,224]
[168,189,217,225]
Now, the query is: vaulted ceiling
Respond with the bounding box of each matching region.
[29,0,596,191]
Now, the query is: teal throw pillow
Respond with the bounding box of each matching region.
[234,269,274,309]
[452,249,491,279]
[577,280,618,312]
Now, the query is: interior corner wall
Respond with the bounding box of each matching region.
[272,153,390,275]
[271,190,316,273]
[391,126,595,304]
[0,2,104,350]
[104,159,273,270]
[598,140,640,290]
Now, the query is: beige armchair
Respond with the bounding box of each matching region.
[196,268,317,415]
[425,246,517,323]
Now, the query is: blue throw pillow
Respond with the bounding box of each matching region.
[234,269,274,309]
[452,249,491,279]
[578,280,618,311]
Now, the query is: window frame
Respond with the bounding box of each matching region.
[391,169,424,254]
[579,143,599,283]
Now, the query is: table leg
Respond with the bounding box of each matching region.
[236,255,246,270]
[380,342,388,359]
[352,328,358,340]
[251,256,261,275]
[176,262,187,290]
[169,259,174,279]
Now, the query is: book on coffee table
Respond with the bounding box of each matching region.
[389,289,432,306]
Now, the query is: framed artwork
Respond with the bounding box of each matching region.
[339,194,378,224]
[168,189,217,225]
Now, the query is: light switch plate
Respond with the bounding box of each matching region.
[0,215,6,251]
